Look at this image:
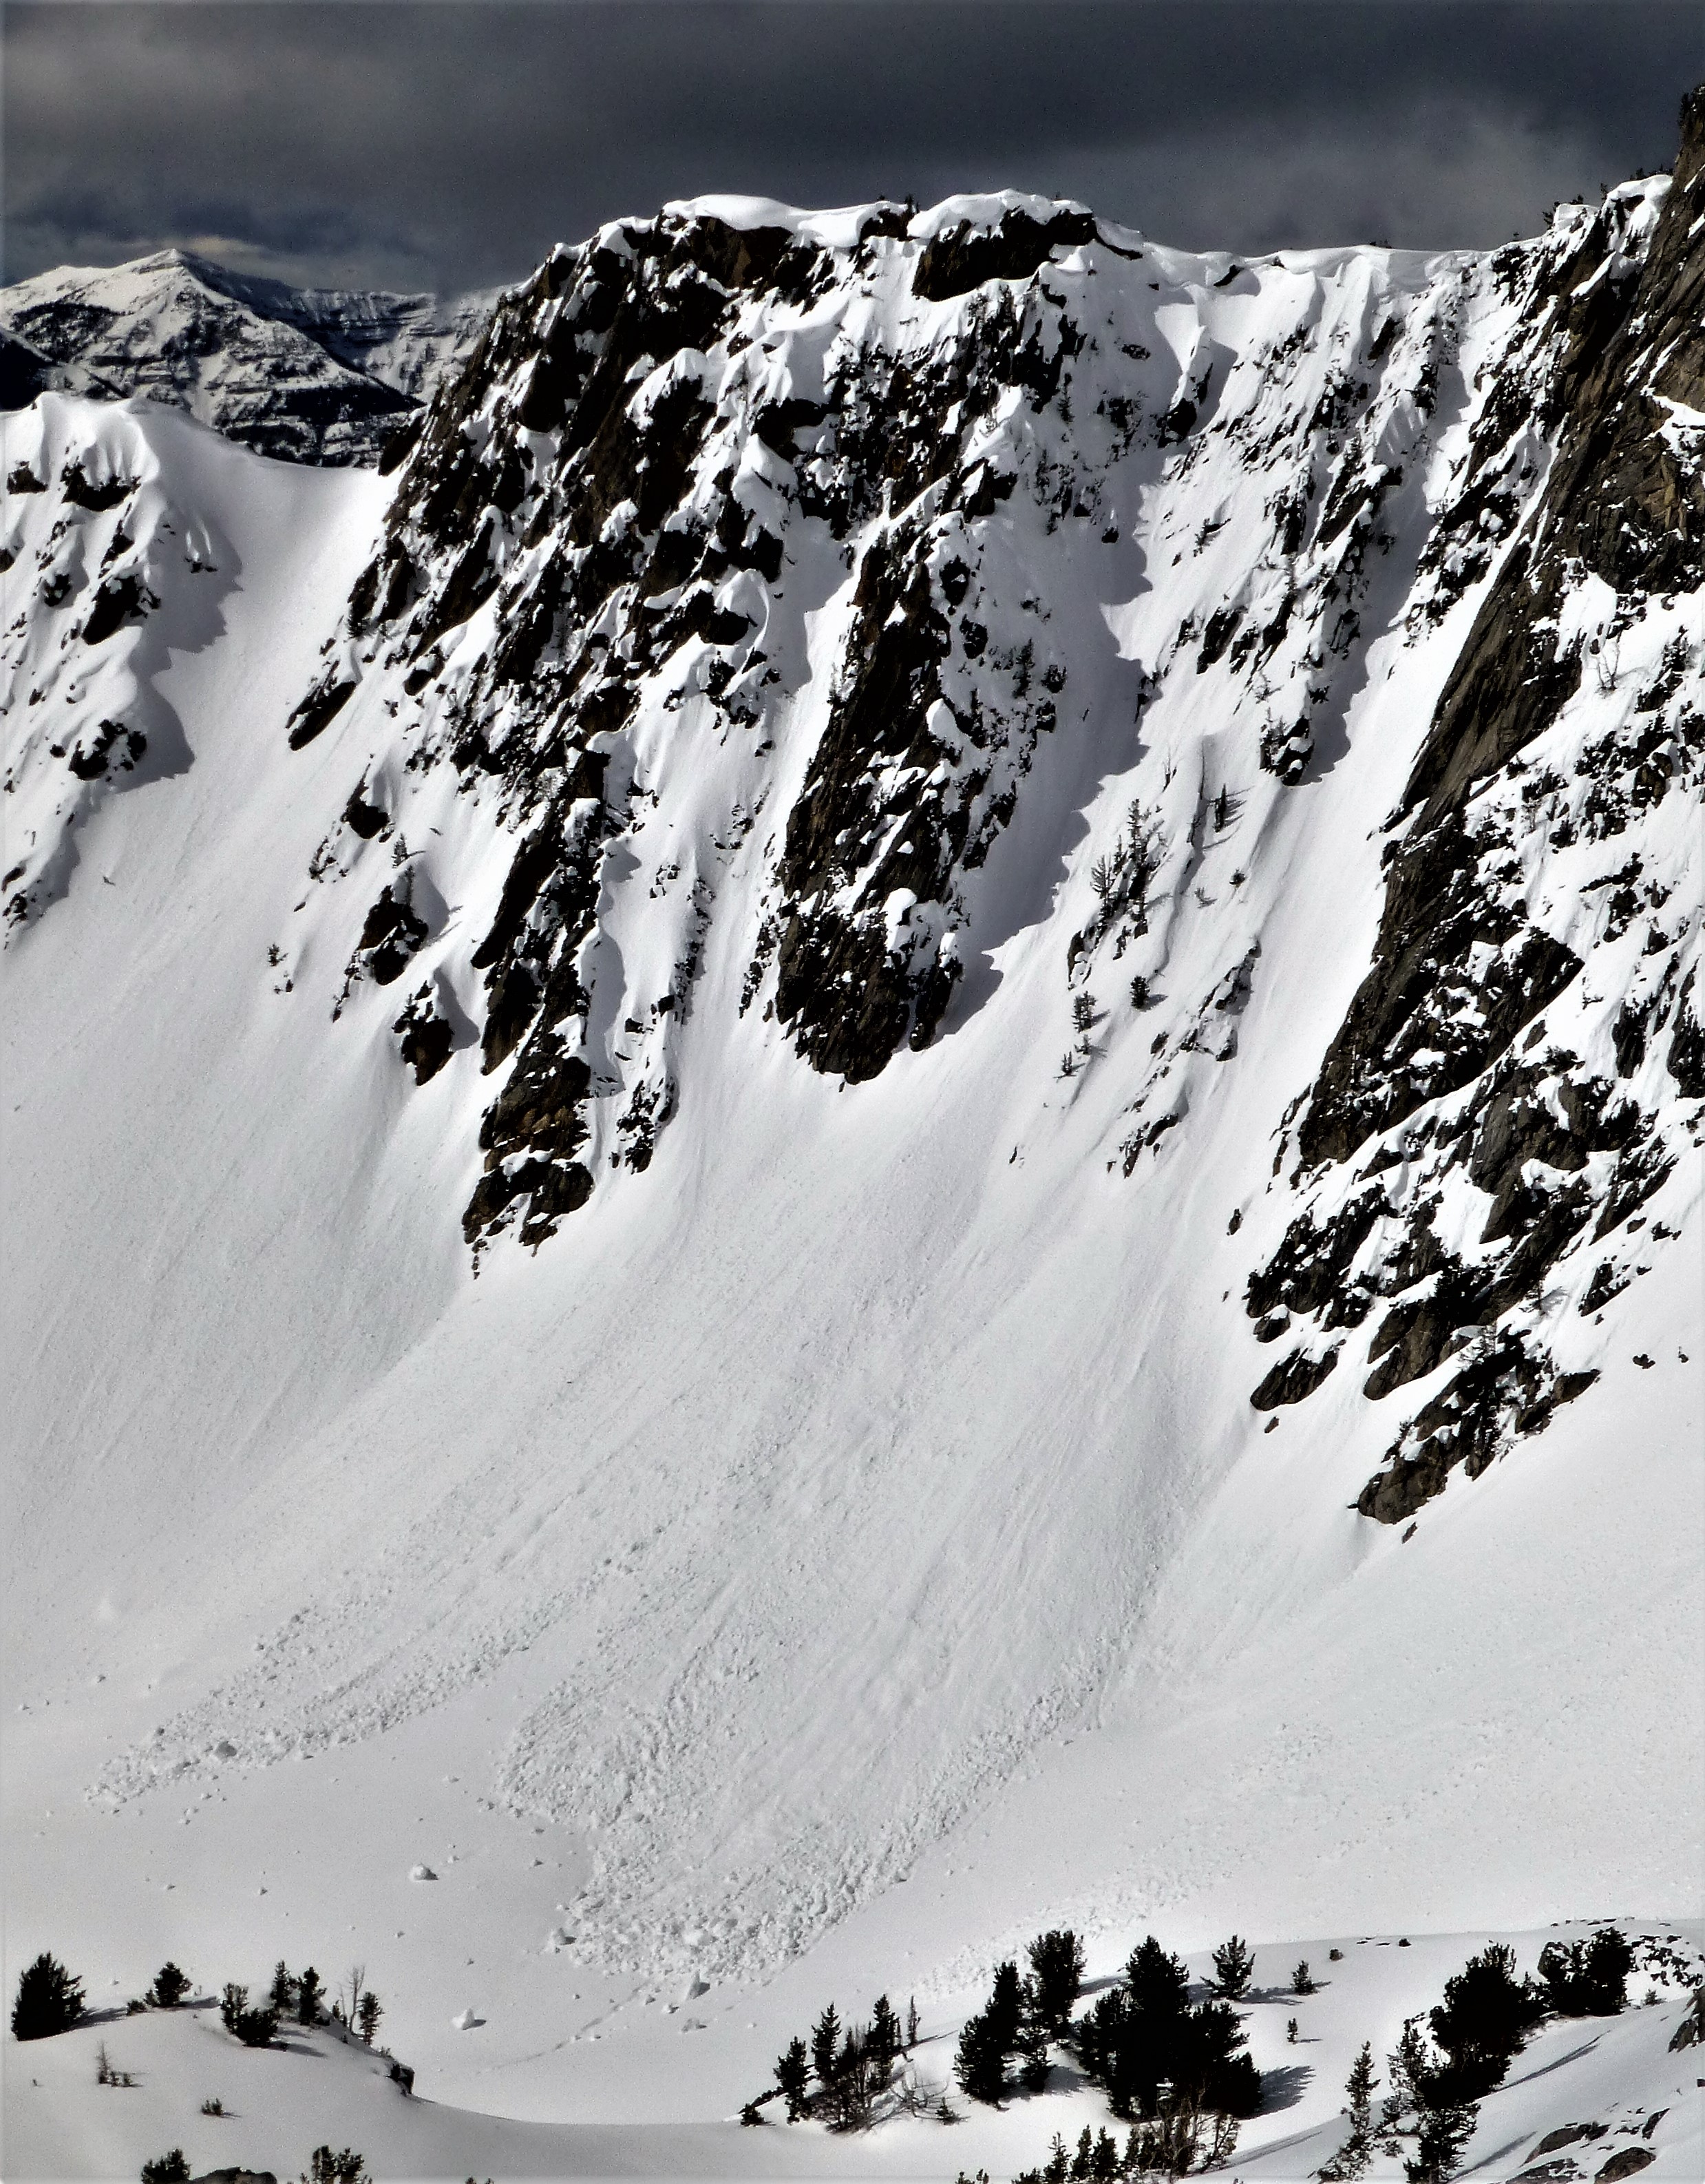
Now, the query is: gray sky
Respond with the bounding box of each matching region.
[6,1,1701,299]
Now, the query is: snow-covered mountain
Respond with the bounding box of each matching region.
[2,89,1701,2184]
[0,249,492,465]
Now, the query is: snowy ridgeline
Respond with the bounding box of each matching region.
[1,90,1703,2165]
[0,250,494,465]
[7,1924,1702,2181]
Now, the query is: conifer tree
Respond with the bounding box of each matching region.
[1126,1934,1191,2019]
[1320,2041,1376,2180]
[954,2007,1008,2104]
[1017,2016,1052,2092]
[11,1952,87,2041]
[1537,1929,1633,2017]
[1026,1929,1085,2035]
[1210,1935,1255,1999]
[297,1965,324,2026]
[357,1989,382,2044]
[774,2035,809,2121]
[270,1961,296,2015]
[1428,1944,1542,2100]
[148,1962,191,2009]
[988,1959,1024,2052]
[1405,2098,1477,2183]
[868,1993,900,2088]
[1380,2017,1434,2146]
[830,2022,872,2128]
[810,2002,841,2095]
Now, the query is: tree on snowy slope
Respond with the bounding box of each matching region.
[1537,1929,1633,2016]
[1319,2041,1378,2181]
[1076,1933,1261,2123]
[810,1999,840,2090]
[302,2149,366,2184]
[1375,2015,1479,2183]
[868,1993,900,2087]
[11,1951,87,2039]
[1426,1944,1543,2101]
[774,2034,809,2119]
[1210,1934,1255,1998]
[954,2004,1011,2104]
[1027,1928,1086,2035]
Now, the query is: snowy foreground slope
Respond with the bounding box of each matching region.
[3,90,1704,2184]
[6,1927,1703,2182]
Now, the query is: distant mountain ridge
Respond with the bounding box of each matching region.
[0,246,494,463]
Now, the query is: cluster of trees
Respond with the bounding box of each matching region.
[764,1992,913,2128]
[997,2107,1240,2184]
[1321,1932,1637,2184]
[956,1931,1087,2103]
[220,1980,282,2048]
[1076,1936,1262,2125]
[142,2146,366,2184]
[255,1960,383,2044]
[1538,1929,1634,2017]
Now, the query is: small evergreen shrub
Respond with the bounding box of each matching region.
[11,1951,87,2040]
[220,1984,278,2047]
[139,2154,189,2184]
[147,1962,191,2008]
[1210,1935,1254,1999]
[234,2004,279,2047]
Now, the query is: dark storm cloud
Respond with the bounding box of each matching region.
[5,1,1700,297]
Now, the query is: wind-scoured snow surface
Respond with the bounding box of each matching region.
[0,249,492,463]
[3,105,1702,2170]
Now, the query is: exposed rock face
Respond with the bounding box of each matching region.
[8,110,1701,1531]
[1261,90,1705,1518]
[0,326,118,410]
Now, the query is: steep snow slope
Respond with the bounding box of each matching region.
[0,251,491,464]
[3,95,1703,2174]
